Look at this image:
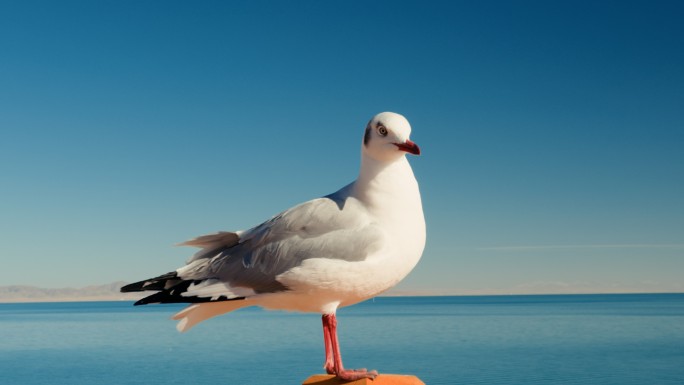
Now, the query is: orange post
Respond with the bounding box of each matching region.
[302,374,425,385]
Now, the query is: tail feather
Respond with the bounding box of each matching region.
[172,300,250,332]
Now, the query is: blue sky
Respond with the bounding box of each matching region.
[1,1,683,294]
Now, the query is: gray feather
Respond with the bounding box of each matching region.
[178,194,385,295]
[179,231,240,263]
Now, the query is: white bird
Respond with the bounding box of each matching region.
[121,112,426,380]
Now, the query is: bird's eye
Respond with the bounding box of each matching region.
[377,125,388,137]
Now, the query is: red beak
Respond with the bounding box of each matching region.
[394,139,421,155]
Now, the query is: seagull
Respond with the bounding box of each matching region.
[121,111,426,381]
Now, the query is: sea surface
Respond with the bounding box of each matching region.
[1,294,683,385]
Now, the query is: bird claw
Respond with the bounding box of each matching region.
[325,364,377,380]
[336,368,378,381]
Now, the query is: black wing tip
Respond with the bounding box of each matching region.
[128,278,248,306]
[124,271,181,305]
[120,271,179,293]
[133,290,246,306]
[120,282,141,293]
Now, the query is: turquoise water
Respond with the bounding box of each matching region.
[1,294,683,384]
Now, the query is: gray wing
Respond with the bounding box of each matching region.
[180,195,385,295]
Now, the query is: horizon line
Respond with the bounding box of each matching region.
[477,243,684,251]
[2,291,684,304]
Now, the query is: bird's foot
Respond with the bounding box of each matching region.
[325,361,377,380]
[335,368,378,381]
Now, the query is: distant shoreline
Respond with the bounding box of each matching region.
[3,281,682,304]
[2,291,683,304]
[0,295,142,304]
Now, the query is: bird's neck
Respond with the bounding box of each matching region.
[353,153,421,214]
[353,152,426,272]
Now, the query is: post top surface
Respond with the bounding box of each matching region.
[302,374,425,385]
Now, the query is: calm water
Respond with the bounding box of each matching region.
[1,294,683,384]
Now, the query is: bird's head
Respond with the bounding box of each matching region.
[362,112,420,162]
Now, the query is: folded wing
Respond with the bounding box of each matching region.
[121,195,384,305]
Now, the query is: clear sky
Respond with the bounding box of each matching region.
[1,1,683,294]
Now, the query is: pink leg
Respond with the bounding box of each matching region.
[322,316,335,374]
[321,314,378,381]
